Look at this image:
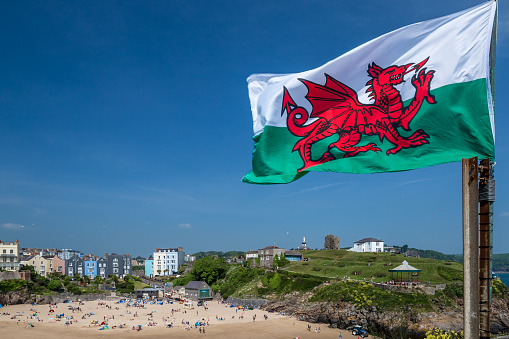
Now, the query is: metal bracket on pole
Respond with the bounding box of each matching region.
[463,157,479,339]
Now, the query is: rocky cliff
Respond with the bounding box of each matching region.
[264,296,509,338]
[0,287,33,305]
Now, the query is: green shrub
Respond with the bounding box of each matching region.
[0,279,28,292]
[442,284,463,298]
[68,284,82,295]
[47,280,62,291]
[492,279,509,298]
[310,280,433,312]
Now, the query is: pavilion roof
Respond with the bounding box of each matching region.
[388,260,421,272]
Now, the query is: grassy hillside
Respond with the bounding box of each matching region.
[285,250,463,284]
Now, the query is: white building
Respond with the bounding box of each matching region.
[245,250,258,259]
[349,237,384,253]
[153,247,185,277]
[0,240,21,271]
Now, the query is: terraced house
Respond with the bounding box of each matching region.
[0,240,20,271]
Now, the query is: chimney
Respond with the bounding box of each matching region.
[105,252,108,260]
[16,239,19,243]
[178,247,183,252]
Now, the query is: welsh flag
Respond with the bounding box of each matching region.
[243,1,496,184]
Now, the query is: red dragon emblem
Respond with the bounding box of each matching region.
[282,58,436,172]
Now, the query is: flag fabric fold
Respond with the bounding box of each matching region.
[244,1,497,184]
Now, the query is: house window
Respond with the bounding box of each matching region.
[10,249,13,253]
[2,250,5,253]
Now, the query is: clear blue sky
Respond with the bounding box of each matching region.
[0,0,507,257]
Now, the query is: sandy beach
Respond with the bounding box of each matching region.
[0,297,365,338]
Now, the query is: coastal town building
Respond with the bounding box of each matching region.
[27,254,54,277]
[21,248,58,257]
[97,258,107,278]
[258,246,285,268]
[84,258,98,279]
[184,254,196,262]
[65,254,85,277]
[106,253,132,278]
[349,237,384,253]
[324,234,340,250]
[153,248,185,277]
[135,288,163,300]
[185,281,212,300]
[52,255,65,274]
[245,250,258,259]
[20,255,35,270]
[145,259,154,278]
[285,251,303,262]
[0,240,21,271]
[58,249,85,260]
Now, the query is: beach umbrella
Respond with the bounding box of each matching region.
[195,322,200,326]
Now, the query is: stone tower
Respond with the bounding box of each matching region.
[324,234,340,250]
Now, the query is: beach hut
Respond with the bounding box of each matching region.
[388,260,421,285]
[184,281,212,300]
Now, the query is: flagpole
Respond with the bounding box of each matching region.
[479,158,494,339]
[463,157,479,339]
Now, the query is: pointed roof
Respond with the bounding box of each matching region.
[389,260,421,272]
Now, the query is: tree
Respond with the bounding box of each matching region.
[47,280,62,291]
[190,257,228,285]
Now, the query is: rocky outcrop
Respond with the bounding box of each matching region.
[0,287,33,305]
[226,296,268,309]
[263,297,509,338]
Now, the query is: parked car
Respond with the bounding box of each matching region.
[197,300,204,306]
[352,325,368,338]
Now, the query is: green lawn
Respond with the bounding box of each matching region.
[285,250,463,284]
[134,281,152,290]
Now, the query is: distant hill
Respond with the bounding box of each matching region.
[399,247,509,272]
[403,248,462,262]
[493,253,509,272]
[192,251,245,260]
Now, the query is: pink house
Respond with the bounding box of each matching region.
[52,255,65,274]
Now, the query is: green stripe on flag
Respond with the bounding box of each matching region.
[243,79,494,184]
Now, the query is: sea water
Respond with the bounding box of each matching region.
[496,272,509,286]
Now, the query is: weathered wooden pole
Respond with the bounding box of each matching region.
[463,157,479,339]
[479,158,494,339]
